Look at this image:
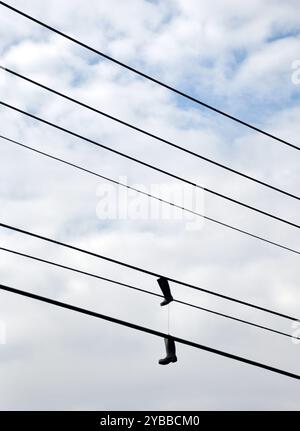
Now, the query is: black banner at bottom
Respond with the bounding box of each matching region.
[0,411,298,429]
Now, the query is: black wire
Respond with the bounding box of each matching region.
[0,1,299,152]
[1,246,298,341]
[0,222,298,321]
[1,101,299,230]
[1,133,299,257]
[0,283,299,380]
[0,0,298,380]
[2,67,299,202]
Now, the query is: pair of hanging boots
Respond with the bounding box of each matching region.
[157,277,177,365]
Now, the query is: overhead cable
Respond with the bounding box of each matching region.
[0,245,297,340]
[2,67,298,201]
[1,134,299,256]
[0,282,299,380]
[1,101,299,230]
[0,1,299,151]
[0,222,298,321]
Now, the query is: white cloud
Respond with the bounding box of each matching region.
[0,0,299,410]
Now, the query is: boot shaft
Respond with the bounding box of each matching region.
[159,337,177,365]
[157,277,173,305]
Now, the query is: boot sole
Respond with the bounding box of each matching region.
[158,357,177,365]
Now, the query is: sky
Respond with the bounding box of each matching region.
[0,0,300,410]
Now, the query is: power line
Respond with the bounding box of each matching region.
[1,133,299,257]
[0,222,298,322]
[1,101,299,230]
[0,282,299,380]
[2,67,299,202]
[0,1,299,152]
[1,0,298,383]
[1,246,298,341]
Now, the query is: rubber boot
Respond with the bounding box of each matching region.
[159,337,177,365]
[157,277,173,306]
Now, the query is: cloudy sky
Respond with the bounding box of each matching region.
[0,0,300,410]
